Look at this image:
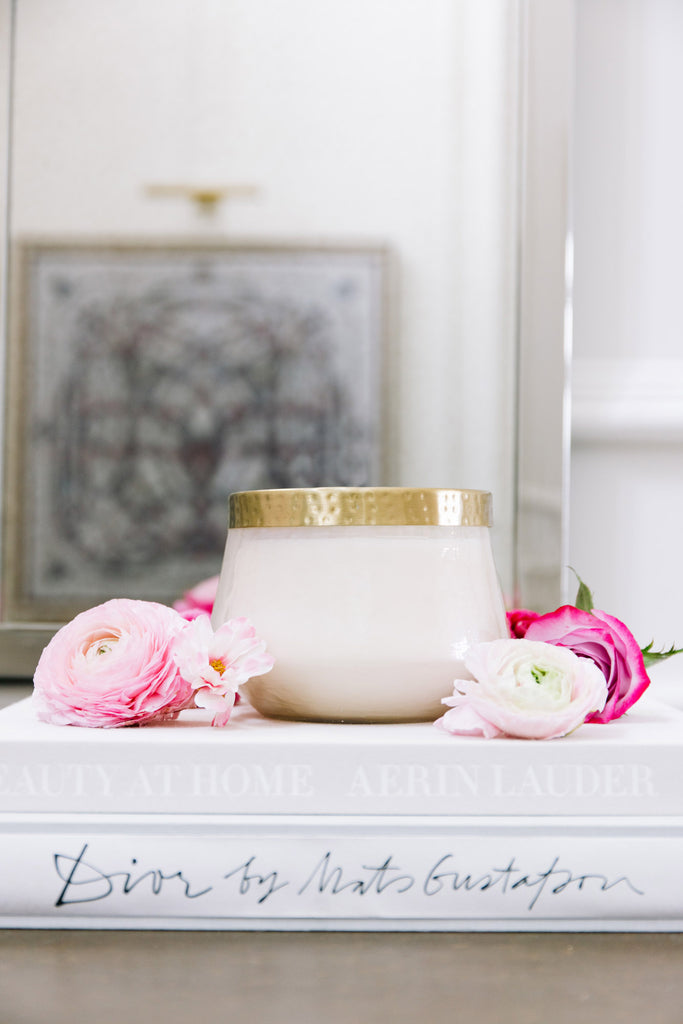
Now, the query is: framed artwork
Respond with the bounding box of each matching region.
[3,240,388,624]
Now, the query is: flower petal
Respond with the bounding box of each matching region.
[525,605,650,723]
[436,638,607,740]
[33,599,192,728]
[171,614,273,722]
[173,575,219,620]
[435,701,504,739]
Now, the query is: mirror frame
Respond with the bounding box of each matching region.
[514,0,575,612]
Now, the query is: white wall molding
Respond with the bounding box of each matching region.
[572,357,683,443]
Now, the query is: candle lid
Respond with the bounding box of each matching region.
[228,487,492,528]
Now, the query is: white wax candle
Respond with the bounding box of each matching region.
[213,523,507,723]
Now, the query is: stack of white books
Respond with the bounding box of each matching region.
[1,694,683,931]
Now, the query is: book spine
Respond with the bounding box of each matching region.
[1,813,682,930]
[1,741,679,817]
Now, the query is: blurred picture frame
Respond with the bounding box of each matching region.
[3,239,388,625]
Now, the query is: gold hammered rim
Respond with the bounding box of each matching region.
[228,487,492,528]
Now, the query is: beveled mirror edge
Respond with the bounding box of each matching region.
[514,0,575,612]
[0,0,13,482]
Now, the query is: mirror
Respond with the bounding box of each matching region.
[569,0,683,692]
[0,0,573,672]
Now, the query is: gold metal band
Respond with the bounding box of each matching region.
[228,487,492,528]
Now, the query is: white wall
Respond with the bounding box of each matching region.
[571,0,683,692]
[7,0,522,592]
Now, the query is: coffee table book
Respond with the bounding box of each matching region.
[1,695,683,931]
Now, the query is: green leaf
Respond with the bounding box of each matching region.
[569,567,595,613]
[641,642,683,669]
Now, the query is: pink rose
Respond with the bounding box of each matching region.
[435,638,607,740]
[522,605,650,723]
[507,608,540,638]
[33,599,193,728]
[172,614,274,726]
[173,575,219,621]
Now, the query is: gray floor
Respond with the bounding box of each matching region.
[2,683,683,1023]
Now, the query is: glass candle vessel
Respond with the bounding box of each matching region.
[212,487,507,723]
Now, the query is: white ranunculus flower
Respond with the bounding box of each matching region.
[436,638,608,740]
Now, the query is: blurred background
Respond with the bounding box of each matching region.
[0,0,680,690]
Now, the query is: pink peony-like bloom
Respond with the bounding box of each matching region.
[520,605,650,723]
[172,614,274,726]
[173,575,220,621]
[33,599,193,728]
[435,638,608,740]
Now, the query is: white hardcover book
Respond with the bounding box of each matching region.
[0,696,681,817]
[1,697,683,931]
[2,811,683,930]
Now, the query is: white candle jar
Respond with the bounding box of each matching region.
[212,487,507,723]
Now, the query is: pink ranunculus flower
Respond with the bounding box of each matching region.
[519,605,650,723]
[33,599,193,728]
[172,614,274,726]
[435,638,608,740]
[173,575,220,621]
